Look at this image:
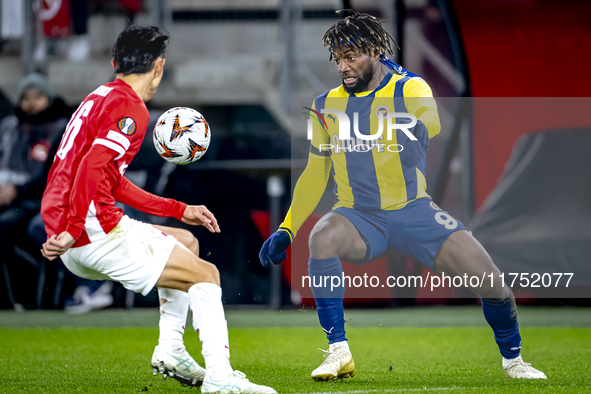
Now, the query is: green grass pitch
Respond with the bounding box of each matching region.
[0,307,589,393]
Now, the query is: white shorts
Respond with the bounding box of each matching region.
[61,216,178,296]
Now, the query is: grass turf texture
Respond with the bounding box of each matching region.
[0,308,589,393]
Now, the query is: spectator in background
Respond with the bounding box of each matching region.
[0,73,70,253]
[0,89,13,121]
[69,0,142,61]
[68,0,91,61]
[0,73,70,307]
[0,73,112,312]
[0,72,113,313]
[37,0,141,62]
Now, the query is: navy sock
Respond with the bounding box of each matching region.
[481,291,522,359]
[309,256,346,344]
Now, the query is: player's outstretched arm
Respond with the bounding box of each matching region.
[114,177,219,232]
[114,176,187,220]
[259,152,330,267]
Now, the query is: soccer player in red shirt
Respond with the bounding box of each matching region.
[40,25,276,394]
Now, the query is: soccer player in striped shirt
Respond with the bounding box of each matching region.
[260,10,545,382]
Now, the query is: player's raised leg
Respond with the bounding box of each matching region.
[434,230,546,379]
[156,242,277,393]
[307,212,366,381]
[150,226,205,386]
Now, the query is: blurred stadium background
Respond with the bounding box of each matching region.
[1,0,590,312]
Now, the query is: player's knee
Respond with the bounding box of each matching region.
[309,227,339,258]
[187,232,199,256]
[181,260,220,291]
[196,259,220,287]
[177,229,199,256]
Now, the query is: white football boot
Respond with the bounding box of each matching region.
[201,370,277,394]
[311,341,355,382]
[151,345,206,387]
[503,355,547,379]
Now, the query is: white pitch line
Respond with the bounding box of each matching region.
[291,386,480,394]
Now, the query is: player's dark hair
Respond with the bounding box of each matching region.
[112,25,169,75]
[322,10,398,62]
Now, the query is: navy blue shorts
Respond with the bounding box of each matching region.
[332,198,469,270]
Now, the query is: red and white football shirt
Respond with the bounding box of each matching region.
[42,79,186,248]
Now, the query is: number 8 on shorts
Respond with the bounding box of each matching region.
[435,211,458,230]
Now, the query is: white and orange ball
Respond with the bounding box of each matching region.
[153,107,211,165]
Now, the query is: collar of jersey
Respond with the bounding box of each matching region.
[347,72,393,98]
[111,78,142,102]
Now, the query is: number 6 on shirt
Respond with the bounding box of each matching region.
[57,100,94,160]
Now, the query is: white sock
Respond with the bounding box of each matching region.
[158,288,188,350]
[188,283,232,381]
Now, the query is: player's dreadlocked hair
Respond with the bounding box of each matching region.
[322,10,398,62]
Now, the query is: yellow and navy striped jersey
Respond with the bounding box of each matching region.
[280,65,440,238]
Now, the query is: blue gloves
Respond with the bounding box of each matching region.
[259,230,291,267]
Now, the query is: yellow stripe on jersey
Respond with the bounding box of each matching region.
[282,69,441,238]
[324,93,355,209]
[368,79,408,209]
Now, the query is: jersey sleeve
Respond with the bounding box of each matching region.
[403,78,441,139]
[93,99,148,160]
[113,176,187,220]
[308,99,331,158]
[278,99,332,240]
[66,144,119,240]
[279,152,331,240]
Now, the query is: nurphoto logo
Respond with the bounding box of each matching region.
[305,108,418,154]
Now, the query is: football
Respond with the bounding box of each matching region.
[153,107,211,165]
